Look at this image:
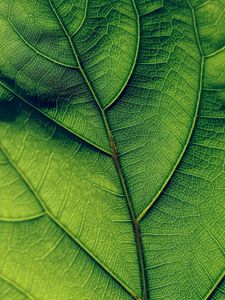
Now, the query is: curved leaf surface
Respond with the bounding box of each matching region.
[0,0,224,299]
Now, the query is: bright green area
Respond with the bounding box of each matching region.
[0,217,131,300]
[108,0,201,216]
[0,0,224,299]
[0,149,43,221]
[0,278,28,300]
[141,89,225,299]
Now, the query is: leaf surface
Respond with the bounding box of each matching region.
[0,0,224,299]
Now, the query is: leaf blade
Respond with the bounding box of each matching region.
[0,0,224,299]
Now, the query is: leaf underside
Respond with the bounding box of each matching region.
[0,0,224,299]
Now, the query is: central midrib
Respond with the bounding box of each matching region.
[48,0,147,299]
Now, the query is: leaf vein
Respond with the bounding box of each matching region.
[137,0,205,223]
[0,142,139,300]
[47,0,147,298]
[0,274,36,300]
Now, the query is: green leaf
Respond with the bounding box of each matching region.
[0,277,28,300]
[0,0,224,299]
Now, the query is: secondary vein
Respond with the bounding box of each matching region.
[104,0,141,111]
[203,271,225,300]
[137,0,205,223]
[0,143,139,300]
[48,0,147,299]
[0,274,37,300]
[0,81,111,157]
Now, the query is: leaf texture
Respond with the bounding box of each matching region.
[0,0,224,299]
